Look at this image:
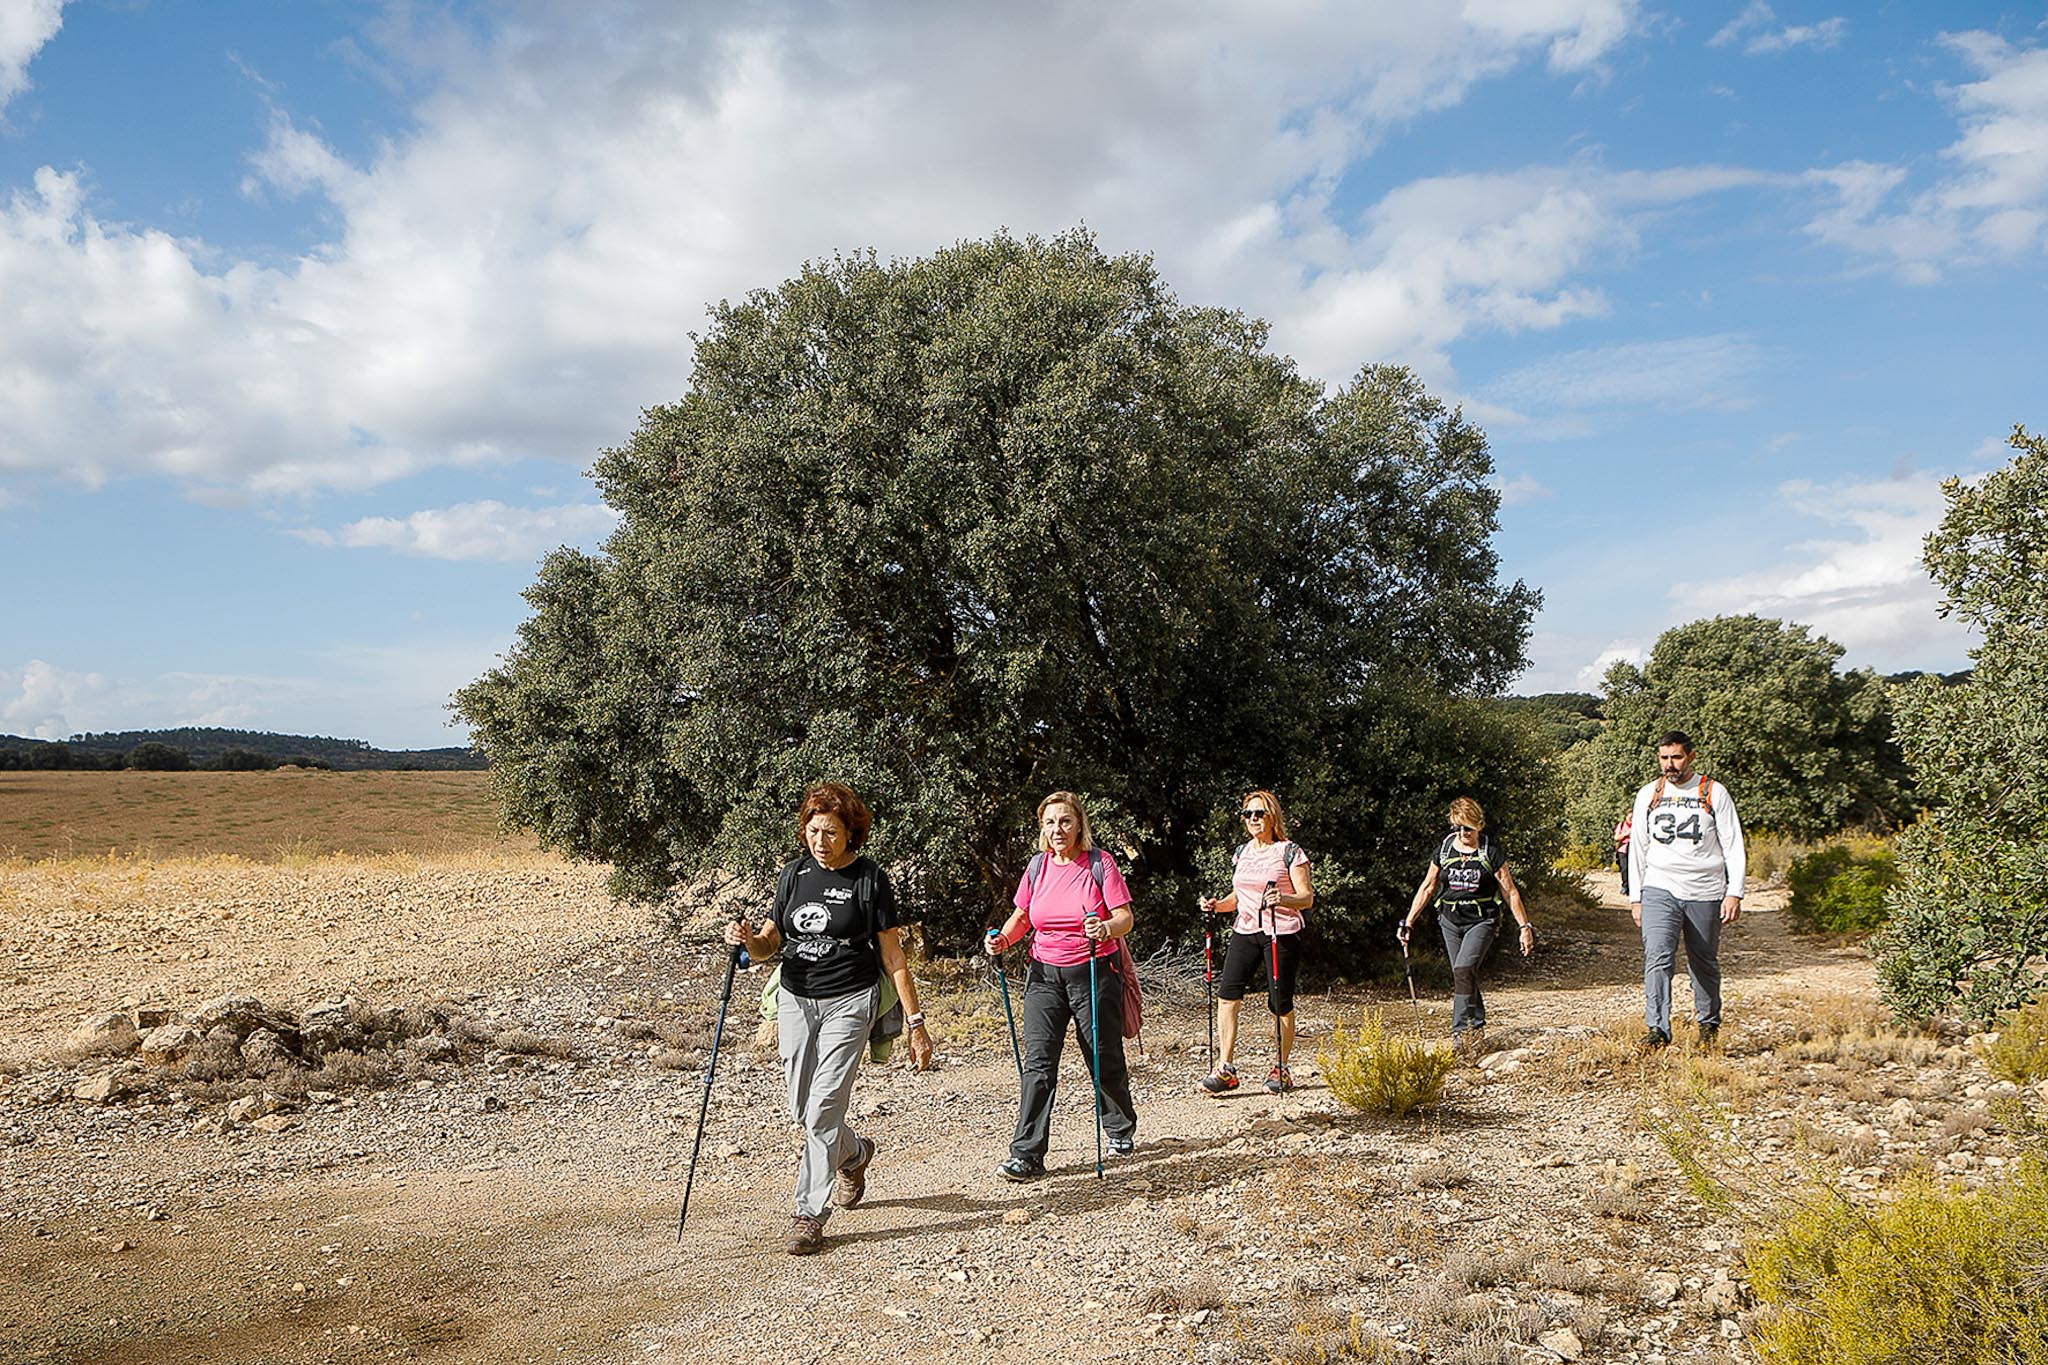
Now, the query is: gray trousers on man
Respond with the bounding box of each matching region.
[1437,913,1498,1038]
[1639,886,1723,1034]
[779,982,877,1219]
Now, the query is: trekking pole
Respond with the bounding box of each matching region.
[1085,911,1105,1179]
[1264,881,1283,1082]
[677,940,745,1241]
[1201,898,1215,1071]
[987,929,1023,1082]
[1398,924,1426,1043]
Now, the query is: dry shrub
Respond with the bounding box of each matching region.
[310,1049,396,1090]
[1412,1159,1470,1189]
[1747,1159,2048,1364]
[1553,843,1610,873]
[1745,828,1811,887]
[1941,1104,1992,1139]
[1983,995,2048,1086]
[495,1029,578,1060]
[1586,1185,1650,1221]
[1535,1259,1602,1294]
[1444,1247,1533,1289]
[1804,1125,1879,1165]
[1318,1008,1453,1117]
[1138,1274,1224,1315]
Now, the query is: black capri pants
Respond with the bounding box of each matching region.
[1216,930,1302,1015]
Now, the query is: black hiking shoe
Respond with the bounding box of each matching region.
[1198,1064,1240,1095]
[997,1157,1045,1182]
[1640,1027,1672,1052]
[1108,1133,1135,1157]
[1699,1022,1721,1047]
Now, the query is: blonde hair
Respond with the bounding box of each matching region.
[1243,789,1291,842]
[1035,791,1095,854]
[1449,797,1486,832]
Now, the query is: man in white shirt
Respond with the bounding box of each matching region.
[1628,731,1745,1048]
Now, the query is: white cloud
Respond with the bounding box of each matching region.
[1485,332,1765,419]
[1668,470,1977,668]
[0,0,64,112]
[1,658,108,739]
[1804,33,2048,278]
[0,2,1650,497]
[1710,3,1846,56]
[1579,640,1650,689]
[1499,473,1555,505]
[295,499,618,562]
[0,647,496,749]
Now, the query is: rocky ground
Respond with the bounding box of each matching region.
[2,859,2037,1364]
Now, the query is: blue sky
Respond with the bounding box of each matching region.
[3,1,2044,748]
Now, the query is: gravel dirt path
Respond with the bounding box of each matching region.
[3,860,2025,1364]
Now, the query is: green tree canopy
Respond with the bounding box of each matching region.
[1878,426,2048,1022]
[456,231,1541,960]
[1563,614,1911,843]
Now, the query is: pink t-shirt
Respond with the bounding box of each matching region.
[1232,839,1309,936]
[1013,851,1132,967]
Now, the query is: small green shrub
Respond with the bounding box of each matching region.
[1746,828,1810,886]
[1317,1008,1454,1117]
[1786,838,1897,937]
[1553,843,1610,873]
[1747,1160,2048,1365]
[1984,995,2048,1085]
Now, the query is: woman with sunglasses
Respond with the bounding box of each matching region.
[1197,790,1314,1094]
[1398,797,1533,1058]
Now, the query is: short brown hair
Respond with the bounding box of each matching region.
[798,781,873,851]
[1448,797,1486,832]
[1035,791,1095,854]
[1242,790,1291,842]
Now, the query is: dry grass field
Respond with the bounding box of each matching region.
[0,769,531,862]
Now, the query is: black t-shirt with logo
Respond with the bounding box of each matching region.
[1431,834,1508,925]
[769,854,900,1000]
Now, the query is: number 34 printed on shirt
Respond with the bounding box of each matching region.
[1651,812,1705,844]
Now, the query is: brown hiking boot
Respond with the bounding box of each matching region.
[786,1213,827,1255]
[833,1136,876,1209]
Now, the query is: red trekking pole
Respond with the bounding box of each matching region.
[1264,880,1285,1091]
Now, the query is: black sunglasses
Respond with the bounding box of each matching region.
[1450,823,1476,832]
[1241,808,1270,820]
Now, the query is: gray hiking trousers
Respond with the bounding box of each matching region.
[1437,912,1498,1038]
[779,982,878,1219]
[1639,886,1723,1034]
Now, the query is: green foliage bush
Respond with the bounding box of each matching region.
[126,741,192,771]
[1317,1008,1454,1116]
[1785,838,1898,937]
[1553,843,1610,873]
[1747,1160,2048,1365]
[1878,426,2048,1024]
[1983,995,2048,1086]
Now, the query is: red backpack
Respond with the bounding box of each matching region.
[1025,849,1144,1042]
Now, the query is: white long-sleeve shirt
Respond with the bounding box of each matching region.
[1630,773,1745,902]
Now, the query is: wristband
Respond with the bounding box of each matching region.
[905,1012,926,1029]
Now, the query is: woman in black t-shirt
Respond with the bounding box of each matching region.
[726,782,932,1255]
[1397,797,1533,1059]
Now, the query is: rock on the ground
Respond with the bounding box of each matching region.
[240,1028,296,1073]
[1539,1325,1585,1360]
[69,1012,139,1054]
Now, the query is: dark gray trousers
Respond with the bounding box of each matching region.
[1438,913,1498,1037]
[1639,886,1723,1033]
[1009,958,1137,1164]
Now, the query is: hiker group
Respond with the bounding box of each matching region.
[704,730,1744,1256]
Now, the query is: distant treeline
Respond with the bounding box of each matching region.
[0,727,488,773]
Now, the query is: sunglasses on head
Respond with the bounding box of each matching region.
[1241,808,1270,820]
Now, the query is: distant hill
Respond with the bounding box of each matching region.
[0,727,487,772]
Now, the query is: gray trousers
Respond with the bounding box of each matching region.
[779,982,878,1219]
[1010,959,1136,1164]
[1437,914,1497,1037]
[1639,887,1723,1033]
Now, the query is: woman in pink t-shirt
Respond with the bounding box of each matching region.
[983,790,1139,1181]
[1197,789,1315,1095]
